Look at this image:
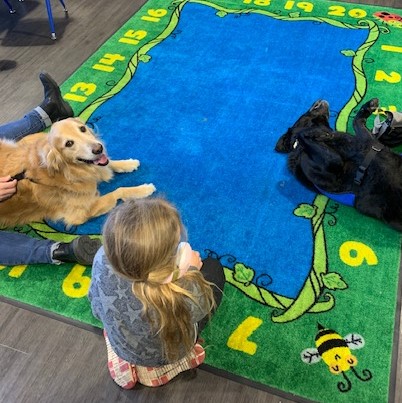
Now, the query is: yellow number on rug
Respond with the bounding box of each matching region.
[141,8,168,23]
[119,30,147,46]
[382,45,402,54]
[0,265,28,278]
[93,53,125,72]
[62,265,91,298]
[227,316,263,355]
[64,82,97,103]
[285,1,313,13]
[339,241,378,267]
[243,0,271,5]
[375,70,401,83]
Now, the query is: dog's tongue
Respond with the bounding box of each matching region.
[94,154,109,165]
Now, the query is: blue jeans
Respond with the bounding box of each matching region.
[0,109,55,265]
[0,231,55,265]
[0,109,46,141]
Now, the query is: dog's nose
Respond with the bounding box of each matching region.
[92,143,103,155]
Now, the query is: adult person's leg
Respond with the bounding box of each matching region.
[0,73,73,141]
[0,231,101,266]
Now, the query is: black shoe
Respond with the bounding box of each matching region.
[52,236,102,265]
[38,72,74,123]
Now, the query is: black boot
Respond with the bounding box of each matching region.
[38,72,74,123]
[52,236,102,265]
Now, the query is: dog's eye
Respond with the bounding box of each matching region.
[65,140,74,147]
[79,126,87,133]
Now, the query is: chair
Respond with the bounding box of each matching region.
[3,0,68,40]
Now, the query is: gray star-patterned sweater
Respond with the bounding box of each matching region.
[88,246,210,366]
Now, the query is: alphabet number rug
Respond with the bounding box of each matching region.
[1,0,402,401]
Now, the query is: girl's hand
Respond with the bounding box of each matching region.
[177,242,203,271]
[189,250,203,270]
[0,176,17,202]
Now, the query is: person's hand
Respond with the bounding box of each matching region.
[189,249,203,270]
[177,242,203,273]
[0,176,17,202]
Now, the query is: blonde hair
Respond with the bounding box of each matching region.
[102,197,215,361]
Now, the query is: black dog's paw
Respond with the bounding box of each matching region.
[367,97,379,112]
[355,98,379,121]
[362,98,379,114]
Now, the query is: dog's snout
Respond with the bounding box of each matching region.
[93,143,103,155]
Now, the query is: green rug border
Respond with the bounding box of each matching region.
[2,0,402,401]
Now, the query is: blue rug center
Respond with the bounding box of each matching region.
[53,3,367,299]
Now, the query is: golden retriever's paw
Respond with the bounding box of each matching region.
[124,159,141,172]
[136,183,156,197]
[110,159,140,173]
[121,184,156,200]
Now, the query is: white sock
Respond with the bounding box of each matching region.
[34,106,52,128]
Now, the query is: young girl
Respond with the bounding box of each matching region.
[88,197,224,389]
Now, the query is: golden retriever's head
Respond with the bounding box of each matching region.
[46,118,109,173]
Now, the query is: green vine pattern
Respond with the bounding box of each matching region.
[336,20,379,132]
[224,195,348,323]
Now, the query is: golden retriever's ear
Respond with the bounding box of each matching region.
[46,148,66,176]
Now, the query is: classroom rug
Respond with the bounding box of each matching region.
[1,0,402,401]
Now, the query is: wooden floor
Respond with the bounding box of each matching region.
[0,0,401,402]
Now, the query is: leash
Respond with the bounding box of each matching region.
[8,170,26,181]
[8,170,42,186]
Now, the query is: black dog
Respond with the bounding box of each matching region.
[275,98,402,231]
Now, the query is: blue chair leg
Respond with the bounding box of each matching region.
[7,0,67,40]
[3,0,16,13]
[45,0,68,40]
[44,0,57,40]
[59,0,67,12]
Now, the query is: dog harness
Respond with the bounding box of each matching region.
[315,142,385,207]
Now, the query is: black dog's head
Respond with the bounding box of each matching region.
[275,100,332,153]
[276,100,365,193]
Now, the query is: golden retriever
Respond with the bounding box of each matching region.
[0,117,155,227]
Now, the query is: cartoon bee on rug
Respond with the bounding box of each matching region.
[301,324,373,393]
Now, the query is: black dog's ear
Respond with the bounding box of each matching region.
[275,128,294,153]
[298,140,344,191]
